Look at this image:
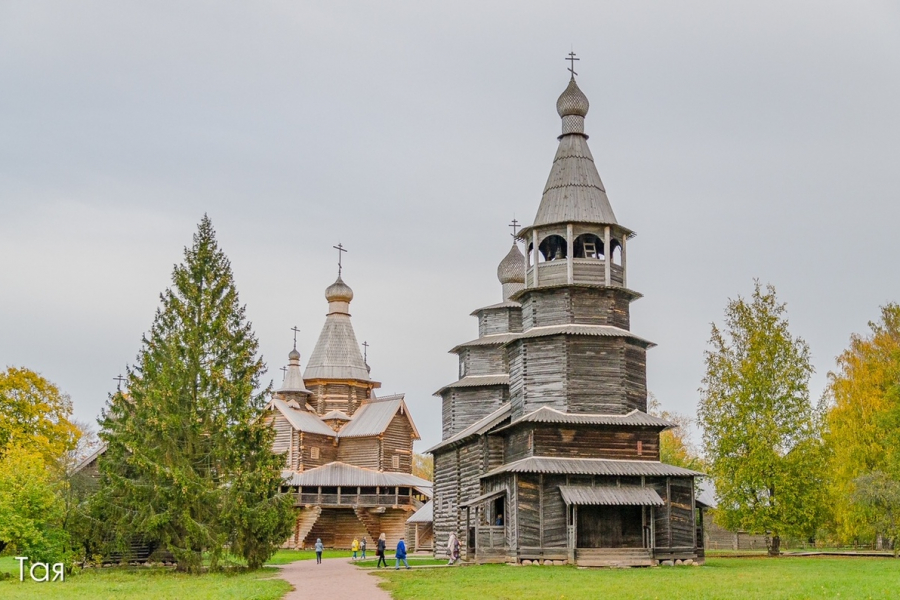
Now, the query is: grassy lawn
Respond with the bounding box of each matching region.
[0,564,290,600]
[374,557,900,600]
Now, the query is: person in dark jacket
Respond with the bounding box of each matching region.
[314,538,324,564]
[376,533,387,568]
[361,537,367,560]
[394,535,410,570]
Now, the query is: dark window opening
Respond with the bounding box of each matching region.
[538,235,567,262]
[574,233,604,259]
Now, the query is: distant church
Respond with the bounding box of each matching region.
[266,270,432,549]
[430,63,704,567]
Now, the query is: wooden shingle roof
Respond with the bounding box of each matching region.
[433,374,509,396]
[558,485,664,507]
[268,399,335,437]
[499,406,676,430]
[337,395,420,440]
[481,456,703,479]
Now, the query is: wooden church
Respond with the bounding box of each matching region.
[430,64,704,567]
[265,272,432,549]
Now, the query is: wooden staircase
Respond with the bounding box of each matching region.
[354,507,381,542]
[293,506,322,549]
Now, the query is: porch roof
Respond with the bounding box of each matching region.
[460,488,507,507]
[559,485,663,507]
[407,500,434,523]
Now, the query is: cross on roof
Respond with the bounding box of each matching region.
[509,218,521,238]
[566,51,579,78]
[113,374,126,391]
[333,243,347,276]
[291,326,300,349]
[280,365,288,378]
[362,341,369,363]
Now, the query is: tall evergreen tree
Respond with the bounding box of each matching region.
[98,216,293,571]
[698,281,825,556]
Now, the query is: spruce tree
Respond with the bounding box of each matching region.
[99,215,293,571]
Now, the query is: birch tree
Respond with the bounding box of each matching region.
[698,281,825,555]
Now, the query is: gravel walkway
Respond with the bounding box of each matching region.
[278,557,393,600]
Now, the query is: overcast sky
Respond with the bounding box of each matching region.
[2,1,899,450]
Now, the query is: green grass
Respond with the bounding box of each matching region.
[0,564,290,600]
[264,549,350,564]
[374,557,900,600]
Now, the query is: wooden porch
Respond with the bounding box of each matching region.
[294,485,426,509]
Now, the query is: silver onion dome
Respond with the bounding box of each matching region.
[325,275,354,303]
[556,77,589,118]
[497,243,526,285]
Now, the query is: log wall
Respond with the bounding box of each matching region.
[337,437,380,470]
[529,425,659,461]
[381,414,414,472]
[520,288,633,330]
[301,432,337,469]
[439,387,507,438]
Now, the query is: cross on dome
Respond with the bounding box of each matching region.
[333,243,347,276]
[566,51,580,78]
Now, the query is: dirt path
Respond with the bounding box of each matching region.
[277,557,393,600]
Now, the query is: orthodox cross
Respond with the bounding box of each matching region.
[362,341,369,363]
[113,374,126,391]
[333,243,347,276]
[566,51,579,78]
[509,218,521,239]
[291,325,300,350]
[280,366,288,377]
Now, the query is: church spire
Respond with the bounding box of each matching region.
[304,254,371,382]
[520,56,620,237]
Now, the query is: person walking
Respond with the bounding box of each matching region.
[395,535,410,570]
[376,533,387,568]
[315,538,324,565]
[447,532,460,565]
[351,537,360,561]
[360,537,367,560]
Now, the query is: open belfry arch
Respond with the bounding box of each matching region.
[430,56,705,567]
[264,257,431,549]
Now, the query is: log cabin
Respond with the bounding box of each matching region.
[429,67,705,567]
[265,274,431,549]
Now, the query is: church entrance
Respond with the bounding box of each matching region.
[576,505,644,548]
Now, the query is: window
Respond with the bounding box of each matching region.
[538,234,567,262]
[636,441,643,456]
[392,454,400,469]
[574,233,604,259]
[311,447,320,460]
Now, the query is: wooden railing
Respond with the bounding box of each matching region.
[295,490,423,508]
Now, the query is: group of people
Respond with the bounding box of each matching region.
[312,533,411,570]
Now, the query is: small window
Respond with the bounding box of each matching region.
[392,454,400,469]
[637,441,643,456]
[311,447,320,460]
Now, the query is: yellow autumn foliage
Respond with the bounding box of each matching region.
[823,304,900,541]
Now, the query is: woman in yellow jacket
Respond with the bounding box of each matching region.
[351,537,360,561]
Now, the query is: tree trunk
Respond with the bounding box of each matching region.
[767,534,781,556]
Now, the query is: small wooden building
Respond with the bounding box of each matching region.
[430,70,704,567]
[266,275,431,549]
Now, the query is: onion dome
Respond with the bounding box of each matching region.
[556,77,590,118]
[498,244,526,284]
[288,348,301,360]
[498,243,526,300]
[325,276,354,303]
